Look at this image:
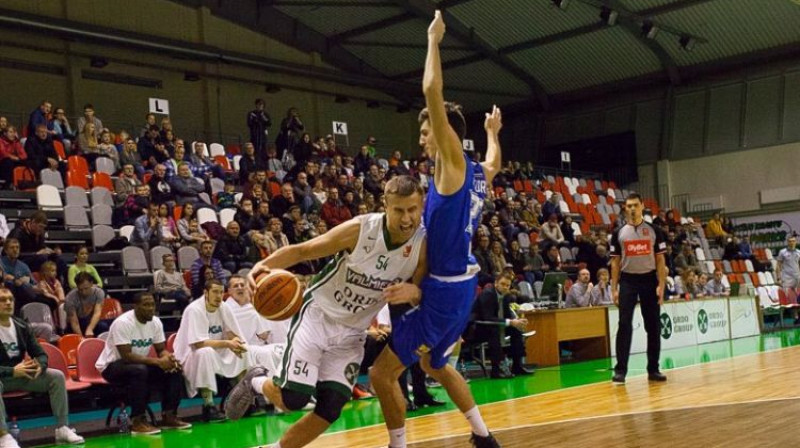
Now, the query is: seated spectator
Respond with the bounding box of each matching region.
[114,163,143,206]
[238,143,263,186]
[541,214,566,247]
[293,171,317,214]
[37,260,65,333]
[76,122,101,166]
[173,279,248,422]
[0,117,6,132]
[0,288,84,448]
[131,202,163,252]
[149,164,175,206]
[523,243,545,284]
[96,292,190,435]
[138,126,169,169]
[120,183,152,226]
[472,234,495,286]
[1,238,56,314]
[119,138,145,178]
[234,198,259,235]
[364,164,385,200]
[464,273,531,379]
[263,218,289,255]
[507,240,526,278]
[674,244,699,274]
[165,142,186,180]
[566,269,593,308]
[157,203,181,250]
[705,212,729,243]
[488,239,508,274]
[171,162,206,206]
[214,222,253,273]
[75,103,102,140]
[353,144,373,177]
[154,254,191,312]
[188,141,223,179]
[97,130,121,171]
[139,113,157,138]
[587,244,610,282]
[311,179,327,205]
[243,170,268,199]
[224,275,275,367]
[674,270,703,300]
[265,145,282,173]
[542,194,562,222]
[590,268,613,306]
[24,124,60,173]
[705,269,730,297]
[270,182,296,219]
[664,244,677,277]
[560,215,576,246]
[8,211,68,281]
[177,203,209,247]
[320,187,351,229]
[190,240,228,292]
[739,235,754,259]
[65,272,111,337]
[67,246,103,290]
[52,107,75,145]
[217,182,237,210]
[0,126,27,188]
[544,245,562,272]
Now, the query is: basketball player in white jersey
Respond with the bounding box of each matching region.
[225,175,427,448]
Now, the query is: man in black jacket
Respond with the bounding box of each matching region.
[213,221,253,273]
[0,288,83,446]
[465,273,533,379]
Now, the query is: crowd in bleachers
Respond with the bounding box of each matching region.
[0,97,797,443]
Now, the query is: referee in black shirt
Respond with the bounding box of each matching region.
[610,193,667,384]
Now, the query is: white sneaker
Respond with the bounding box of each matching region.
[0,434,20,448]
[55,426,84,444]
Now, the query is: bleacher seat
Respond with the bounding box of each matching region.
[93,172,113,191]
[210,178,225,196]
[53,140,66,160]
[150,246,172,271]
[91,204,112,226]
[178,246,200,271]
[722,260,733,273]
[40,169,65,189]
[64,205,90,229]
[765,272,775,285]
[517,232,530,250]
[67,171,90,189]
[191,141,210,158]
[101,298,123,320]
[91,187,114,207]
[209,143,225,157]
[121,246,150,276]
[41,343,91,392]
[232,155,242,172]
[119,225,134,242]
[92,225,115,249]
[745,259,754,272]
[197,207,217,225]
[95,158,115,176]
[757,272,767,286]
[765,248,774,260]
[705,261,715,274]
[13,167,36,190]
[559,247,574,263]
[65,186,89,208]
[220,208,236,228]
[695,247,706,261]
[75,338,108,386]
[37,185,63,210]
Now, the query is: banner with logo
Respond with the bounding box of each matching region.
[694,299,729,344]
[728,296,760,339]
[660,301,697,350]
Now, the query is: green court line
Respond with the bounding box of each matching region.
[30,329,800,448]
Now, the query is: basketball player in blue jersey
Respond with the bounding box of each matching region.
[370,10,503,448]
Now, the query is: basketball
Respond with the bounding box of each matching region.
[253,269,303,321]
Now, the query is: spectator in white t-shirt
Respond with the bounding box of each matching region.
[173,279,248,422]
[96,293,191,435]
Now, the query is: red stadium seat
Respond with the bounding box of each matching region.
[67,171,90,189]
[92,172,113,190]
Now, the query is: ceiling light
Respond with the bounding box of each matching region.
[679,35,696,51]
[641,21,659,39]
[599,7,618,26]
[550,0,569,10]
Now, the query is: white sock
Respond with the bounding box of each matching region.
[389,427,407,448]
[252,376,269,396]
[464,406,489,437]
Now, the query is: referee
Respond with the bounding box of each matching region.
[609,193,667,384]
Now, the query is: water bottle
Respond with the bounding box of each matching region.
[8,417,20,441]
[557,284,564,309]
[117,404,129,434]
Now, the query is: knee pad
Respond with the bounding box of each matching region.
[313,387,348,424]
[281,388,312,411]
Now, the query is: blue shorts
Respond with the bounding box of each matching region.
[391,275,478,369]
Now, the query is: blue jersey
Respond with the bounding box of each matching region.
[424,154,487,277]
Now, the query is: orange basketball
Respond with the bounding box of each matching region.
[253,269,302,321]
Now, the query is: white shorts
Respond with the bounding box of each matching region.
[782,277,800,290]
[248,343,285,374]
[274,301,366,398]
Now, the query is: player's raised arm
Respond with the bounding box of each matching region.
[247,219,360,289]
[422,10,466,195]
[481,105,503,186]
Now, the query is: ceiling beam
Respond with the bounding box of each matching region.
[392,0,550,110]
[329,12,416,43]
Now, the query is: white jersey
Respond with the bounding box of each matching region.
[307,213,425,330]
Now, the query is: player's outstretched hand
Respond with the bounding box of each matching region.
[247,261,271,293]
[484,105,503,135]
[428,10,445,44]
[383,282,422,306]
